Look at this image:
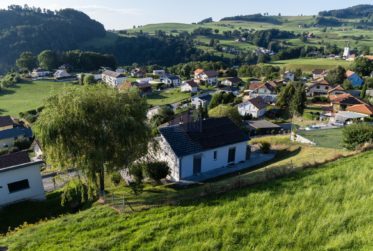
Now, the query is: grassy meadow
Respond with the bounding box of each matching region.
[0,80,73,116]
[269,58,351,72]
[146,88,191,106]
[1,150,372,250]
[298,128,344,149]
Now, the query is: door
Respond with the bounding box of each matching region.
[193,155,202,175]
[228,147,236,164]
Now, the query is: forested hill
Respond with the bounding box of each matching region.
[0,5,106,71]
[319,4,373,19]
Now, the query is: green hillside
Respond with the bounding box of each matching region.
[1,151,372,250]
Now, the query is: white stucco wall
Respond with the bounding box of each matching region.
[0,163,45,207]
[179,141,247,179]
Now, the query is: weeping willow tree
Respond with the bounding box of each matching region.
[35,84,151,199]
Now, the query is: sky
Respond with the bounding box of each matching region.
[0,0,372,29]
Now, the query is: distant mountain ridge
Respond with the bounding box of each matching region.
[319,4,373,19]
[0,5,106,71]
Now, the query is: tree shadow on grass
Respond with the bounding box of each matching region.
[0,191,93,234]
[0,89,16,96]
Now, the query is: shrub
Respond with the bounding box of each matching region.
[129,164,144,183]
[128,181,144,195]
[144,162,170,183]
[343,124,373,150]
[260,142,271,153]
[111,172,122,186]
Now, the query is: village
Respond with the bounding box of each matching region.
[1,51,373,207]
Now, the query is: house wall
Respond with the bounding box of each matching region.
[156,136,180,181]
[308,85,330,96]
[0,163,45,207]
[238,103,266,118]
[102,75,126,87]
[179,141,248,180]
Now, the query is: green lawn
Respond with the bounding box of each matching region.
[270,58,351,72]
[1,151,372,250]
[0,80,73,117]
[298,128,344,149]
[146,88,191,106]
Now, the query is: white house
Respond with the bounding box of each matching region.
[160,74,181,87]
[312,69,328,80]
[306,79,330,96]
[191,93,213,108]
[157,117,250,181]
[152,70,165,76]
[54,69,71,80]
[247,82,277,103]
[0,151,45,207]
[194,69,219,85]
[238,96,267,118]
[102,70,127,87]
[221,77,242,86]
[181,80,199,93]
[0,116,33,150]
[283,71,295,82]
[31,68,50,78]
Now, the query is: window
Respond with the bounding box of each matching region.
[228,147,236,163]
[213,151,218,161]
[7,179,30,193]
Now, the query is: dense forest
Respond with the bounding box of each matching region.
[319,4,373,19]
[221,14,282,25]
[0,5,106,72]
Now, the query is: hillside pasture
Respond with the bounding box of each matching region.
[0,80,74,117]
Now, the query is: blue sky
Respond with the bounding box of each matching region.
[0,0,371,29]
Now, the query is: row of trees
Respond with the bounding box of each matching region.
[16,50,117,72]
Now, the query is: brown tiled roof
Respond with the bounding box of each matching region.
[364,55,373,61]
[203,70,219,78]
[184,80,199,87]
[0,151,30,169]
[0,116,13,128]
[329,94,364,105]
[313,78,329,85]
[249,82,276,93]
[102,70,124,78]
[312,69,327,75]
[247,96,267,110]
[347,104,373,115]
[224,77,242,84]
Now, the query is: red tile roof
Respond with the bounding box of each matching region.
[347,104,373,115]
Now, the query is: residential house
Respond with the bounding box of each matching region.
[131,68,146,78]
[346,70,364,87]
[181,80,199,93]
[120,80,152,95]
[31,68,50,78]
[0,151,45,207]
[152,70,165,76]
[157,117,250,181]
[237,96,267,118]
[0,116,13,131]
[329,93,365,112]
[282,71,295,82]
[102,70,127,87]
[333,111,368,124]
[328,85,346,96]
[0,116,33,150]
[217,86,240,96]
[306,78,330,97]
[191,93,213,108]
[160,74,181,87]
[115,68,127,74]
[220,77,243,86]
[247,82,277,103]
[194,69,219,85]
[312,69,328,79]
[54,69,72,80]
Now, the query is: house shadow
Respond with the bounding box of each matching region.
[0,89,16,96]
[0,108,8,115]
[0,191,93,234]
